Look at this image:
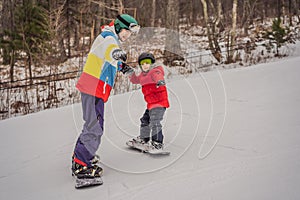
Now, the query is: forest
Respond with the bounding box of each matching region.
[0,0,299,119]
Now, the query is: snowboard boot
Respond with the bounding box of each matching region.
[127,136,149,148]
[91,154,100,166]
[133,136,149,144]
[72,157,103,179]
[150,141,164,151]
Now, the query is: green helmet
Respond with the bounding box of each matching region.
[114,14,140,34]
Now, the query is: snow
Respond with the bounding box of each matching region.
[1,56,300,200]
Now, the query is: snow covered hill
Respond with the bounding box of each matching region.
[1,56,300,200]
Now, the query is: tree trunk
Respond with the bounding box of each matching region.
[200,0,212,50]
[297,0,300,22]
[27,54,33,85]
[66,0,71,58]
[200,0,222,62]
[151,0,156,27]
[216,0,223,27]
[277,0,282,19]
[91,19,95,44]
[164,0,183,66]
[227,0,238,63]
[289,0,292,25]
[10,50,15,83]
[242,0,248,35]
[58,37,67,62]
[2,0,16,82]
[118,0,124,13]
[282,0,286,23]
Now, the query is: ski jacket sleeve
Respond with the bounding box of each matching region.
[150,66,165,83]
[90,34,123,69]
[129,72,140,84]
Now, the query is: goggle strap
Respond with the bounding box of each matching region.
[116,15,131,28]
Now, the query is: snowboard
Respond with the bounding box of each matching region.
[75,177,103,189]
[126,141,170,155]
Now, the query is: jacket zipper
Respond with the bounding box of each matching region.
[103,77,108,94]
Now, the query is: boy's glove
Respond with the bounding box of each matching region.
[156,80,166,87]
[112,49,127,62]
[120,63,134,75]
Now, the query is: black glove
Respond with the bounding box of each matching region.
[112,49,127,62]
[120,63,134,74]
[156,80,166,87]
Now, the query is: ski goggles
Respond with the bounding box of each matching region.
[140,59,152,65]
[128,24,140,34]
[116,15,140,34]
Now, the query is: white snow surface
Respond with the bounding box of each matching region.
[1,56,300,200]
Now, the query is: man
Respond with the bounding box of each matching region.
[72,14,139,179]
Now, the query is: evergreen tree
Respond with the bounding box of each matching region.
[0,29,23,82]
[14,1,52,82]
[264,18,292,56]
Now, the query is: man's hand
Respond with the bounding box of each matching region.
[112,49,127,62]
[120,63,134,75]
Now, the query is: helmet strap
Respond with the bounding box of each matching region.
[116,15,131,28]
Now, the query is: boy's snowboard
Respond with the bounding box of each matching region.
[126,141,170,155]
[75,177,103,189]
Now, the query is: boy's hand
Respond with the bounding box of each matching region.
[120,63,134,75]
[112,49,127,62]
[156,80,166,87]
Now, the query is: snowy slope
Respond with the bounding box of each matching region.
[1,57,300,200]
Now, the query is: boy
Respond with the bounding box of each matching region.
[72,14,139,179]
[127,52,170,151]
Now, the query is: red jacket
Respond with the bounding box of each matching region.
[130,65,170,110]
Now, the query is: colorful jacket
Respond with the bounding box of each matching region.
[76,24,122,102]
[130,64,170,110]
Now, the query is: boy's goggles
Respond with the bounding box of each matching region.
[140,59,152,65]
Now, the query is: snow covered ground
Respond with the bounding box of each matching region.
[1,56,300,200]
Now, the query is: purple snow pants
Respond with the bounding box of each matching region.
[73,93,104,167]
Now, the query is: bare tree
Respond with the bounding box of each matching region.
[49,0,67,63]
[151,0,156,27]
[288,0,299,25]
[227,0,238,63]
[241,0,258,36]
[200,0,222,62]
[164,0,182,66]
